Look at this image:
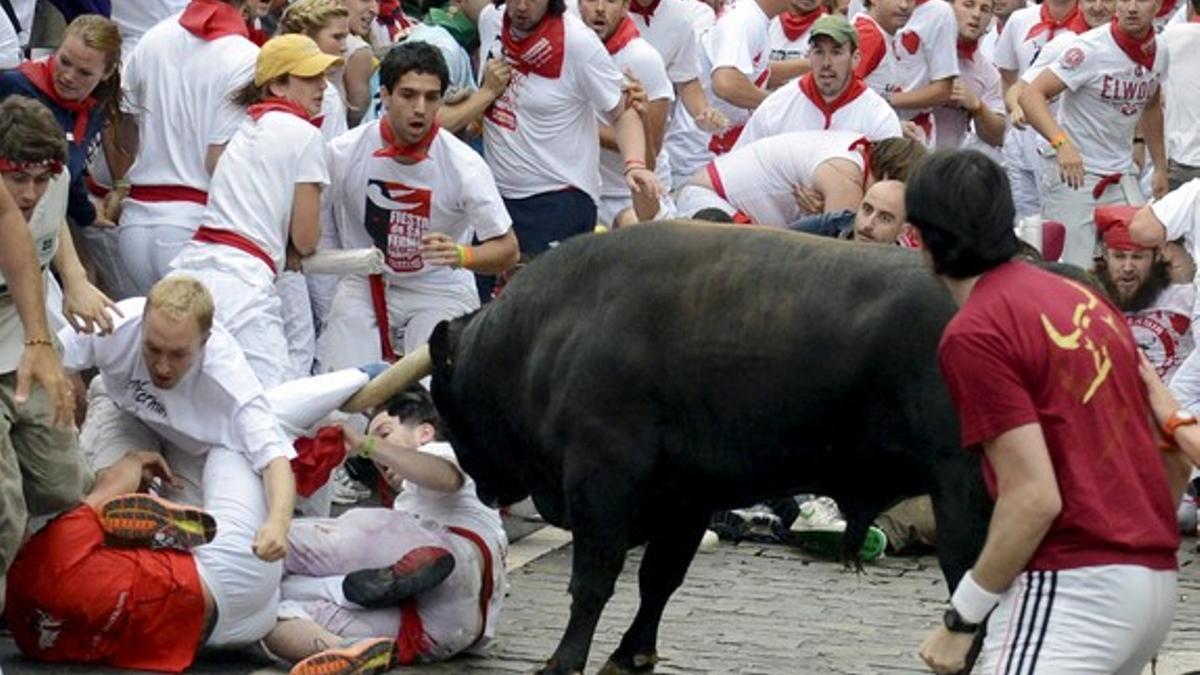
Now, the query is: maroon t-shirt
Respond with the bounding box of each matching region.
[938,261,1178,572]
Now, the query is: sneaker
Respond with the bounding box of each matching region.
[290,637,397,675]
[332,467,373,505]
[342,546,456,609]
[791,525,889,562]
[99,493,216,551]
[790,496,845,533]
[710,504,788,544]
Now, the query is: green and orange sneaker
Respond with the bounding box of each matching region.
[290,637,398,675]
[99,493,217,551]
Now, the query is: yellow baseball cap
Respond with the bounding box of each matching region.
[254,34,343,86]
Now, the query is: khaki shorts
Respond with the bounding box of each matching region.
[0,369,92,575]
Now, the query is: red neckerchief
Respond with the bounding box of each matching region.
[17,58,96,144]
[1110,18,1156,70]
[779,7,827,41]
[956,36,978,61]
[853,15,887,78]
[247,97,323,128]
[374,119,440,162]
[605,16,640,54]
[377,0,416,40]
[798,72,868,129]
[848,136,871,191]
[1024,1,1081,40]
[629,0,662,25]
[1064,9,1091,33]
[179,0,251,40]
[501,12,566,78]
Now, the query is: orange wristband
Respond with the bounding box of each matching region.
[456,244,475,269]
[1050,134,1069,150]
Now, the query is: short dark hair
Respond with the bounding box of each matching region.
[906,149,1020,279]
[492,0,567,16]
[384,384,445,440]
[379,41,450,95]
[692,208,734,223]
[0,96,68,165]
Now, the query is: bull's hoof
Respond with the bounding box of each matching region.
[535,657,584,675]
[598,652,660,674]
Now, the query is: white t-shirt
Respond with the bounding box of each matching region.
[699,0,773,128]
[406,24,478,98]
[663,0,717,187]
[891,0,960,119]
[122,14,258,230]
[325,121,512,294]
[111,0,190,62]
[706,129,867,226]
[735,77,901,149]
[9,0,32,47]
[58,298,296,471]
[932,52,1004,149]
[1046,24,1167,174]
[1154,178,1200,253]
[321,81,350,143]
[767,14,817,62]
[629,0,702,83]
[479,11,624,202]
[0,171,67,374]
[1127,283,1195,384]
[1161,23,1200,166]
[853,12,898,97]
[177,111,331,275]
[392,440,508,647]
[0,11,20,69]
[600,36,674,198]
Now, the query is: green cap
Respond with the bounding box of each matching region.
[808,14,858,48]
[424,7,479,49]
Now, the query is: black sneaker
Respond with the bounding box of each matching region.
[343,546,456,609]
[709,504,788,544]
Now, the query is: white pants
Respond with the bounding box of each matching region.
[169,249,294,389]
[79,379,282,647]
[1004,128,1043,219]
[316,275,478,372]
[1040,160,1142,268]
[280,508,487,661]
[117,223,196,297]
[278,271,317,378]
[976,565,1176,675]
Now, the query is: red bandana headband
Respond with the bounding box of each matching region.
[0,157,64,175]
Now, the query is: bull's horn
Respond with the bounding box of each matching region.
[339,344,433,413]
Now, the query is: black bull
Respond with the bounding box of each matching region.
[426,223,993,674]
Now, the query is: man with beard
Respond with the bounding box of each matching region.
[1093,205,1194,383]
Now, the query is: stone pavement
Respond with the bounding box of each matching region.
[4,535,1200,674]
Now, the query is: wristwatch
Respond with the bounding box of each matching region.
[943,608,980,634]
[1163,409,1198,443]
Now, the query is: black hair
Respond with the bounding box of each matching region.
[491,0,567,15]
[378,41,450,95]
[692,208,735,223]
[384,384,445,440]
[905,149,1020,279]
[1192,0,1199,18]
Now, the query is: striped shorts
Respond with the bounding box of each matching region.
[976,565,1176,675]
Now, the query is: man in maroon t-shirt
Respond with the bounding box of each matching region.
[908,150,1190,675]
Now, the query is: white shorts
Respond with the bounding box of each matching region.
[277,271,317,378]
[315,275,478,372]
[169,248,295,388]
[280,508,490,661]
[1040,160,1143,268]
[976,565,1176,675]
[194,447,283,647]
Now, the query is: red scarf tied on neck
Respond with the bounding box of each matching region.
[605,16,640,54]
[247,97,323,128]
[1025,1,1082,40]
[17,57,96,144]
[179,0,251,41]
[1110,17,1157,69]
[628,0,662,25]
[957,36,979,61]
[798,72,868,129]
[375,119,440,163]
[780,7,827,41]
[501,12,566,78]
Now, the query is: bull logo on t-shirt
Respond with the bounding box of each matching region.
[1128,309,1193,381]
[1040,279,1126,404]
[365,179,432,273]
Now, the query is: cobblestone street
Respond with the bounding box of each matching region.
[4,532,1200,674]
